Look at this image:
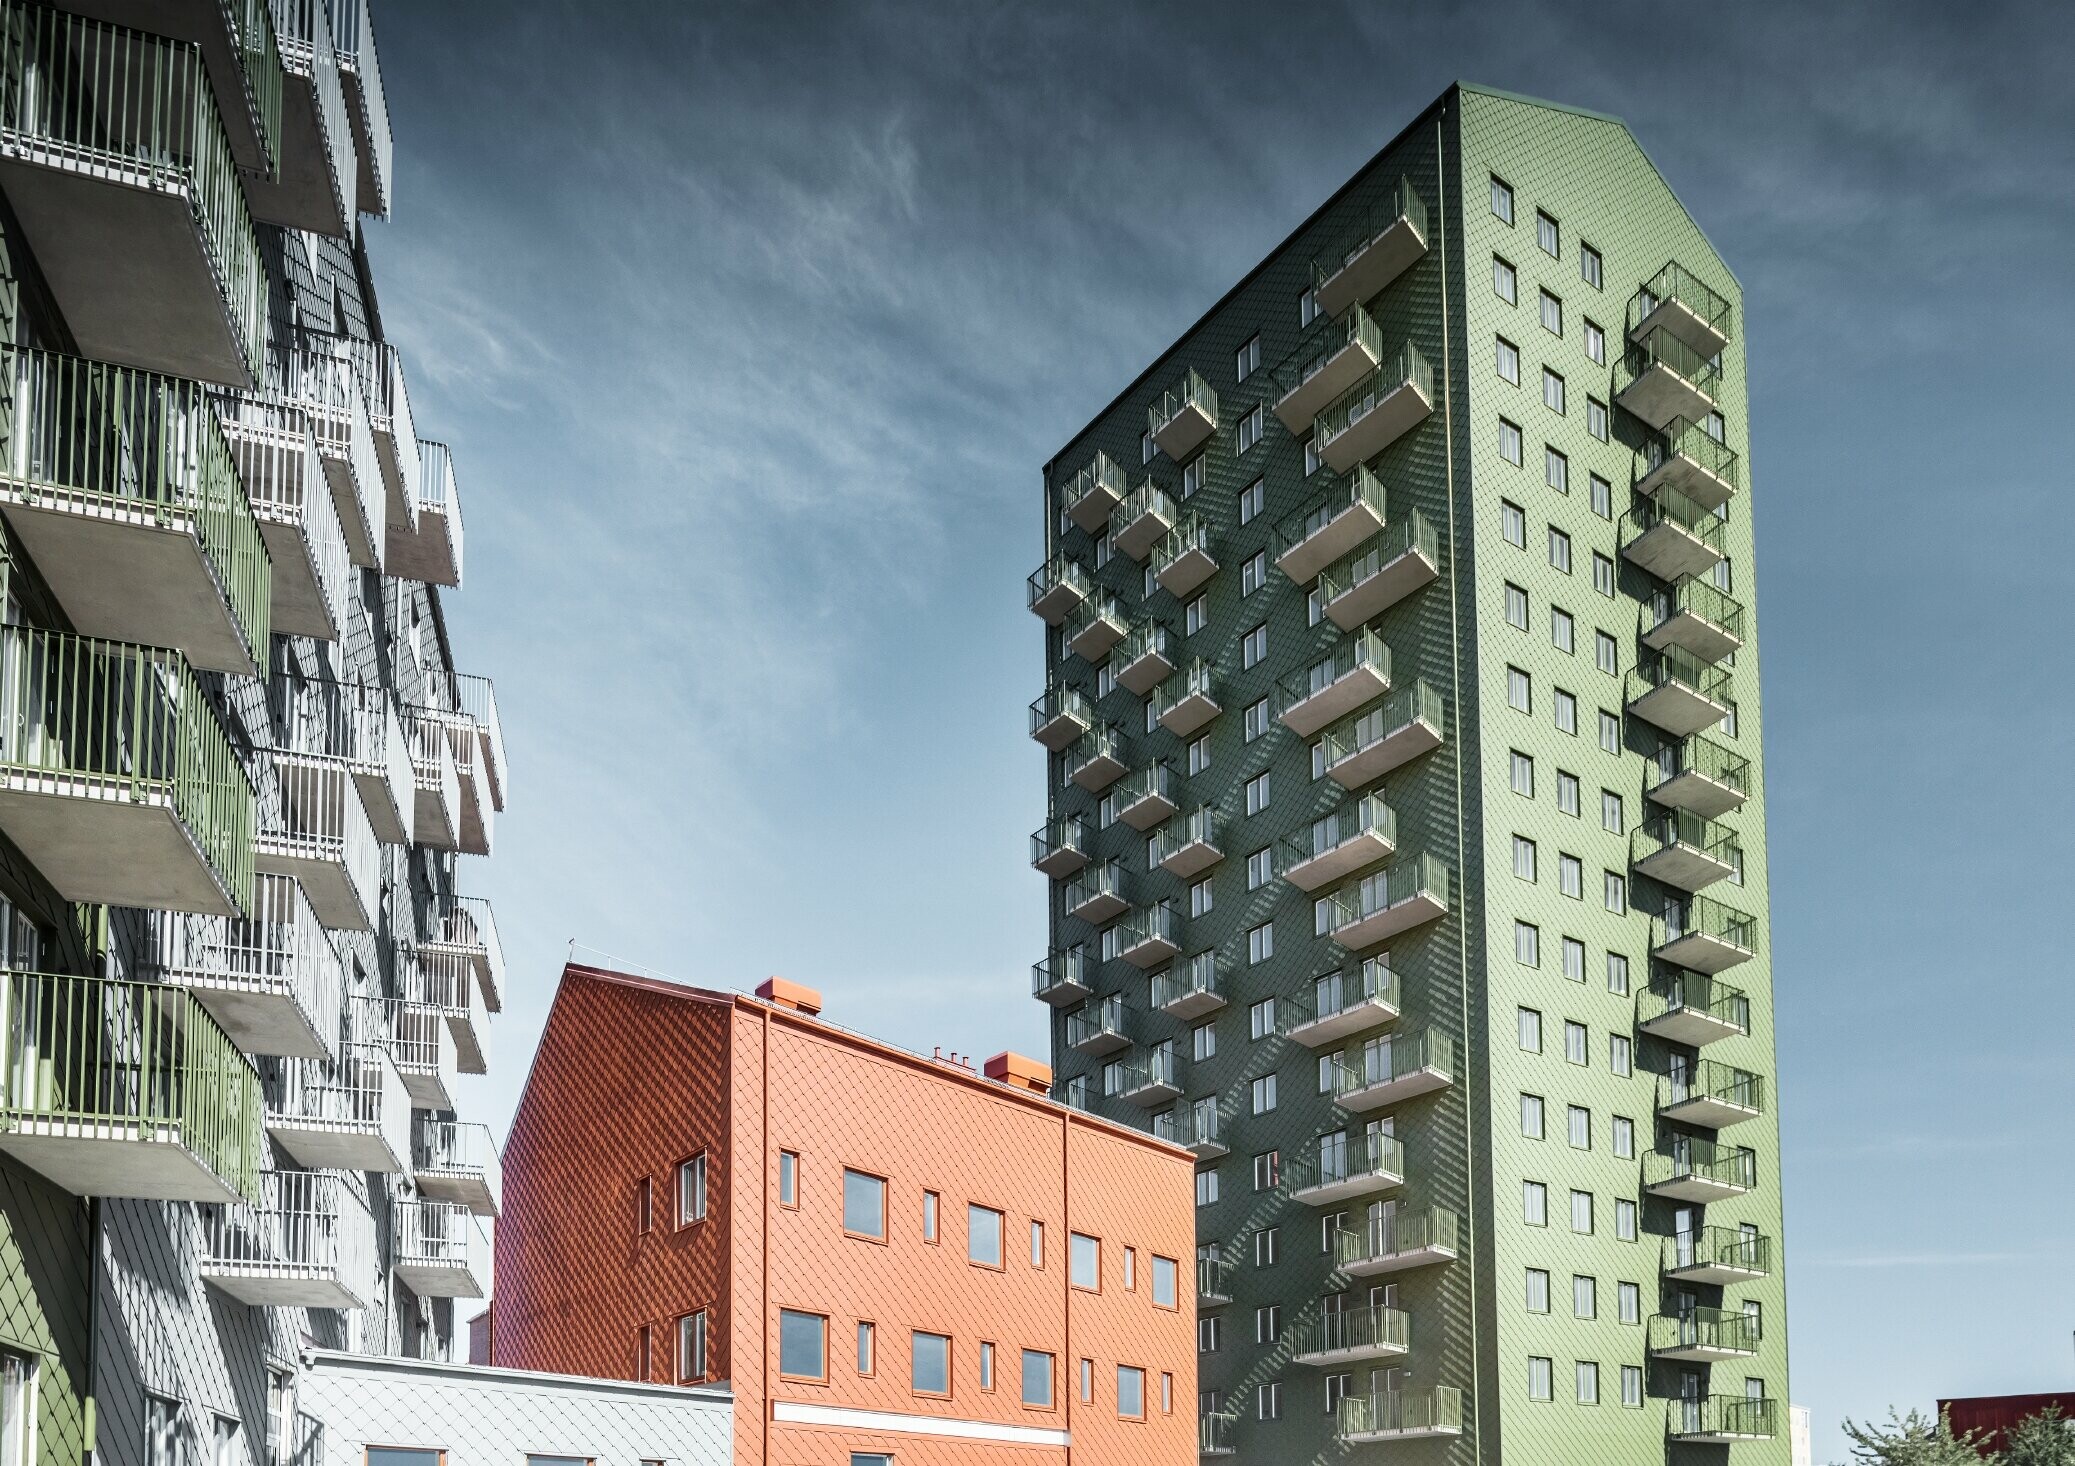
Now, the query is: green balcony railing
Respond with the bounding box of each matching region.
[1061,450,1126,520]
[1649,576,1745,647]
[1649,1306,1761,1356]
[1321,851,1450,938]
[1624,483,1727,557]
[1644,416,1741,494]
[1312,177,1429,296]
[1324,1028,1454,1102]
[1644,1138,1756,1194]
[1278,627,1390,714]
[1671,1395,1778,1440]
[1278,793,1394,873]
[1333,1203,1461,1270]
[1314,343,1433,457]
[1293,1301,1407,1358]
[0,626,255,911]
[1031,945,1086,1001]
[1272,302,1385,403]
[1026,554,1092,613]
[1655,894,1760,959]
[1650,732,1750,803]
[1632,807,1741,873]
[1,345,273,663]
[1665,1225,1773,1279]
[1660,1059,1766,1119]
[1275,463,1388,562]
[1318,680,1444,776]
[1622,326,1722,401]
[0,2,268,379]
[1148,368,1217,443]
[1286,1128,1404,1195]
[1308,958,1399,1029]
[1640,970,1750,1037]
[1314,510,1439,607]
[1150,949,1218,1010]
[227,0,285,173]
[0,969,263,1201]
[1336,1386,1462,1440]
[1638,261,1734,344]
[1029,816,1088,870]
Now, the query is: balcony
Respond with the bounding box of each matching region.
[245,0,356,234]
[1336,1387,1463,1443]
[256,752,379,931]
[338,337,421,536]
[1644,1138,1756,1204]
[1632,262,1734,360]
[1287,1130,1404,1206]
[200,1169,375,1310]
[1333,1205,1461,1277]
[1115,1047,1180,1105]
[1639,970,1750,1047]
[1199,1411,1237,1457]
[414,1118,502,1218]
[1291,1303,1408,1367]
[1152,661,1220,738]
[1272,303,1385,433]
[409,709,463,850]
[1324,1028,1454,1111]
[444,671,508,817]
[0,348,271,673]
[1151,951,1223,1019]
[1665,1226,1773,1287]
[1659,1060,1766,1131]
[1671,1395,1778,1445]
[1064,861,1128,924]
[249,335,386,569]
[1031,816,1092,879]
[1649,1307,1761,1364]
[1314,344,1433,474]
[0,970,261,1204]
[222,399,351,641]
[1114,763,1180,831]
[1029,687,1096,751]
[1109,623,1177,697]
[67,0,282,178]
[1644,577,1746,665]
[264,1035,411,1173]
[1621,484,1726,584]
[1616,327,1721,431]
[146,872,344,1061]
[1151,807,1222,879]
[1631,809,1741,893]
[1063,451,1127,533]
[1274,464,1389,585]
[385,440,463,588]
[1027,555,1093,625]
[274,677,414,846]
[1065,996,1129,1057]
[1279,794,1395,892]
[1637,416,1740,510]
[1117,902,1181,969]
[1311,178,1429,316]
[1032,946,1091,1006]
[1064,594,1129,663]
[1626,648,1733,739]
[1163,1100,1226,1160]
[379,994,460,1111]
[394,1198,490,1300]
[408,943,491,1076]
[1647,733,1751,820]
[327,0,392,216]
[1196,1255,1232,1307]
[1653,895,1759,974]
[1319,680,1444,790]
[1151,514,1218,598]
[1148,370,1218,462]
[425,893,504,1015]
[1287,960,1400,1048]
[0,4,266,384]
[1112,480,1178,560]
[1278,627,1391,739]
[0,627,254,916]
[1322,852,1450,951]
[1314,511,1440,630]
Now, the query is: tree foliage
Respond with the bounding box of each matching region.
[2004,1407,2075,1466]
[1839,1408,1989,1466]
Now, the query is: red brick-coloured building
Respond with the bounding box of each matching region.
[1939,1392,2075,1455]
[493,963,1199,1466]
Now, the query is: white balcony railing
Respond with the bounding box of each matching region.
[200,1167,375,1309]
[147,872,345,1062]
[255,751,379,931]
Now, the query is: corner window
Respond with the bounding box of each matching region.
[841,1169,886,1241]
[778,1309,828,1380]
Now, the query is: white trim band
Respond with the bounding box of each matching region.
[770,1400,1071,1447]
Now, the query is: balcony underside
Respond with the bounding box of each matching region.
[241,66,350,235]
[266,1115,407,1174]
[1637,449,1736,512]
[1287,997,1400,1049]
[1340,1241,1456,1278]
[1153,404,1216,463]
[1067,891,1126,924]
[1315,216,1426,316]
[1118,1075,1179,1106]
[1276,500,1387,585]
[1186,1136,1227,1161]
[1633,297,1731,360]
[1117,650,1175,698]
[1113,506,1173,561]
[1322,546,1439,631]
[1118,790,1179,832]
[1674,1427,1775,1445]
[1638,1007,1745,1048]
[317,446,382,570]
[1649,769,1747,821]
[416,1167,498,1217]
[1033,846,1089,880]
[1660,1094,1761,1130]
[1284,830,1393,893]
[175,975,333,1061]
[1633,842,1736,893]
[1273,336,1382,433]
[1652,1342,1758,1365]
[1155,545,1216,599]
[1281,665,1388,740]
[1645,1174,1748,1205]
[1643,610,1743,665]
[398,1064,457,1112]
[386,501,461,587]
[1320,380,1432,474]
[1159,691,1220,739]
[1327,719,1442,791]
[1626,683,1729,739]
[1120,932,1180,969]
[447,1014,489,1076]
[1622,518,1724,583]
[1067,485,1122,534]
[1035,974,1089,1007]
[1616,364,1715,432]
[253,847,370,932]
[456,771,494,857]
[203,1262,366,1311]
[353,763,413,848]
[1665,1258,1768,1287]
[1031,707,1092,752]
[1340,1424,1460,1444]
[1294,1339,1407,1368]
[393,1257,485,1300]
[1290,1169,1402,1207]
[1334,1066,1450,1113]
[1158,839,1221,881]
[1161,987,1224,1021]
[0,781,239,916]
[1070,1028,1129,1058]
[255,513,341,643]
[1067,620,1125,663]
[0,499,258,676]
[1330,889,1447,950]
[0,1121,240,1203]
[1653,931,1754,975]
[1029,582,1083,625]
[414,783,460,850]
[372,428,416,543]
[341,66,386,216]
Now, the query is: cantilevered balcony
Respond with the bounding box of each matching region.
[221,400,351,642]
[1314,512,1440,630]
[1287,960,1400,1048]
[1644,578,1745,665]
[1027,555,1093,625]
[394,1198,490,1300]
[1324,1028,1454,1111]
[1200,1411,1237,1457]
[1279,794,1395,892]
[408,709,463,850]
[1196,1254,1232,1308]
[247,336,385,569]
[1066,725,1128,792]
[1653,895,1759,974]
[1272,304,1385,433]
[444,671,508,817]
[408,942,491,1076]
[1032,946,1091,1007]
[1649,1307,1761,1364]
[414,1118,502,1217]
[1066,995,1129,1057]
[1319,680,1444,789]
[1665,1226,1773,1287]
[1030,687,1096,751]
[1644,1138,1756,1204]
[1149,370,1218,462]
[1153,661,1220,738]
[146,872,344,1061]
[1659,1060,1765,1131]
[1621,484,1725,584]
[1163,1098,1225,1160]
[378,994,460,1111]
[1291,1303,1408,1368]
[275,677,414,846]
[1631,262,1734,360]
[1637,416,1741,511]
[1616,327,1721,431]
[0,627,254,915]
[1065,594,1129,663]
[1322,852,1450,950]
[0,970,262,1204]
[1648,733,1751,820]
[1314,344,1433,474]
[1631,809,1741,893]
[1287,1130,1404,1205]
[0,348,271,673]
[1031,816,1092,879]
[264,1035,411,1173]
[1275,464,1389,585]
[384,440,463,587]
[327,0,391,216]
[256,751,379,931]
[200,1168,374,1309]
[1279,627,1391,738]
[1114,762,1180,831]
[1152,807,1222,879]
[1109,623,1177,697]
[1115,1046,1181,1105]
[67,0,283,179]
[1639,970,1750,1048]
[1311,178,1429,316]
[1334,1205,1461,1277]
[1117,901,1181,969]
[1626,647,1733,739]
[1152,951,1223,1019]
[1336,1387,1463,1443]
[1151,514,1218,598]
[0,4,266,384]
[1065,861,1128,924]
[1670,1395,1778,1445]
[1112,480,1178,560]
[338,337,421,536]
[245,0,355,234]
[425,894,503,1015]
[1063,451,1127,533]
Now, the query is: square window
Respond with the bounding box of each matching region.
[842,1169,886,1240]
[968,1204,1004,1267]
[912,1332,951,1396]
[1545,447,1569,494]
[1236,335,1261,383]
[1542,368,1565,414]
[1118,1365,1146,1419]
[1580,243,1602,290]
[780,1309,829,1380]
[1499,418,1524,465]
[1491,176,1514,224]
[1239,477,1264,524]
[1496,336,1520,384]
[1539,289,1563,336]
[1536,211,1559,258]
[1235,406,1263,454]
[1501,499,1527,546]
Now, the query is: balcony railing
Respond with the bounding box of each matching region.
[262,0,356,235]
[1113,761,1179,831]
[1631,807,1741,893]
[1665,1225,1773,1283]
[1065,997,1128,1056]
[1638,416,1740,509]
[1639,969,1750,1047]
[1277,792,1395,892]
[1320,850,1450,950]
[1323,1028,1455,1110]
[425,893,504,1015]
[1311,177,1429,316]
[0,346,272,673]
[1064,860,1128,924]
[1149,806,1221,879]
[407,708,463,850]
[1288,958,1400,1047]
[1062,450,1127,533]
[1286,1129,1404,1202]
[1150,950,1222,1018]
[1625,646,1733,738]
[1031,815,1091,879]
[1312,510,1439,630]
[1063,593,1129,663]
[1336,1386,1463,1442]
[1670,1395,1778,1443]
[1616,326,1722,430]
[1199,1411,1237,1456]
[1107,621,1175,696]
[1031,946,1090,1006]
[1026,555,1093,625]
[1621,482,1726,583]
[1654,894,1759,973]
[1313,343,1433,474]
[263,1032,411,1174]
[407,940,490,1077]
[1148,369,1218,462]
[1274,463,1389,584]
[1271,303,1385,433]
[1645,576,1745,665]
[413,1117,502,1218]
[1647,731,1750,818]
[1029,686,1096,751]
[1659,1059,1765,1130]
[1318,679,1444,789]
[256,333,386,568]
[256,751,379,932]
[1116,901,1181,968]
[200,1168,375,1310]
[1333,1204,1461,1275]
[1644,1138,1757,1202]
[1151,660,1220,738]
[1163,1098,1224,1158]
[146,872,344,1062]
[1149,513,1217,598]
[0,970,262,1204]
[1649,1306,1761,1360]
[1278,626,1390,738]
[1291,1302,1408,1363]
[393,1198,490,1299]
[439,670,508,815]
[1633,261,1734,354]
[220,397,351,642]
[0,626,255,915]
[1115,1046,1180,1104]
[375,991,459,1111]
[1196,1254,1231,1304]
[1112,479,1178,560]
[273,676,414,846]
[384,439,463,588]
[326,0,392,216]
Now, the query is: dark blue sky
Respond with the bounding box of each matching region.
[368,3,2075,1454]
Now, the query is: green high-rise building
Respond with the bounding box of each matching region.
[1029,83,1787,1465]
